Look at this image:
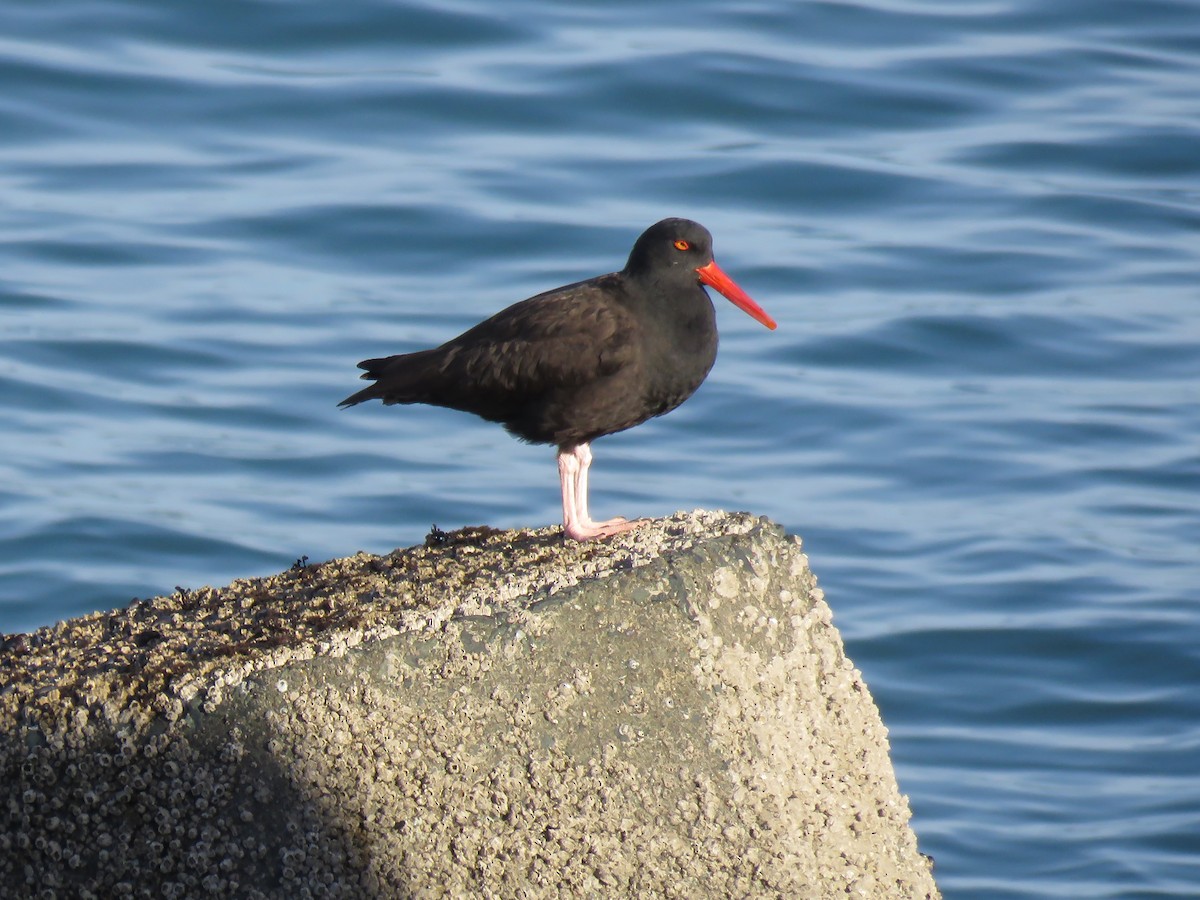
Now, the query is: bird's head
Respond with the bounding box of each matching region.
[625,218,776,330]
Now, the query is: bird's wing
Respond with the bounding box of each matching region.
[345,276,639,411]
[438,278,637,397]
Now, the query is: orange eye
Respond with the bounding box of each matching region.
[673,240,690,251]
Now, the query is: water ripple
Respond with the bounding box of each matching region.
[3,0,1200,895]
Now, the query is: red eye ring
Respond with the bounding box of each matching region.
[673,240,690,251]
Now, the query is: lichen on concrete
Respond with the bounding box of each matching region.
[0,510,938,898]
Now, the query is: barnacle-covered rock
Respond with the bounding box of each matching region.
[0,511,938,898]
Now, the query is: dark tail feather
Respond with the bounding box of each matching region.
[337,383,382,409]
[337,352,436,408]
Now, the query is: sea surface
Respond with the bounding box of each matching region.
[3,1,1199,896]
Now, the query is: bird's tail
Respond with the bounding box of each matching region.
[337,351,440,408]
[337,384,381,408]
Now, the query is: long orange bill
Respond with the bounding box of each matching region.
[696,260,777,330]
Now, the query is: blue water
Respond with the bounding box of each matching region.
[3,1,1199,895]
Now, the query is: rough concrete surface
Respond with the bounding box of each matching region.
[0,511,938,899]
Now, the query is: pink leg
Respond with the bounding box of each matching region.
[556,443,644,541]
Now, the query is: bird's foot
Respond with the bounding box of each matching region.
[563,516,644,542]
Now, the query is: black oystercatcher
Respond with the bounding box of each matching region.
[340,218,776,541]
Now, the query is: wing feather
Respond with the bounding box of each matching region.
[340,275,639,424]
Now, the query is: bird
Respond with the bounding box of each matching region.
[339,217,776,541]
